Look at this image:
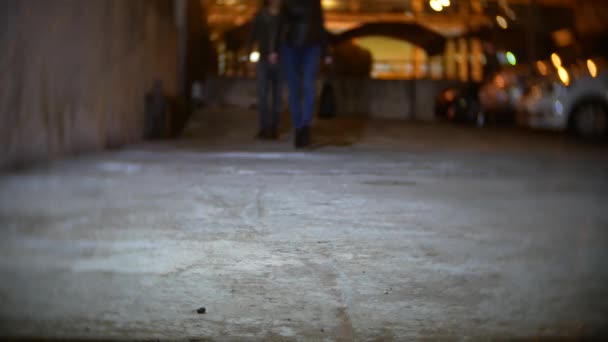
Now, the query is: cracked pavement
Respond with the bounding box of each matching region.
[1,107,608,340]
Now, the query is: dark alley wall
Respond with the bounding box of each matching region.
[1,0,179,169]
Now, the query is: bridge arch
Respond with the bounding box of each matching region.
[330,22,446,56]
[225,21,446,56]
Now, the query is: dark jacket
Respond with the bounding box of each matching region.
[247,8,281,58]
[277,0,328,56]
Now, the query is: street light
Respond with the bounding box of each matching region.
[249,51,260,63]
[557,66,570,86]
[321,0,339,10]
[551,53,562,68]
[587,59,598,78]
[429,0,444,12]
[496,15,508,29]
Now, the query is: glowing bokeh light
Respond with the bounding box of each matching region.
[496,16,508,29]
[587,59,598,78]
[551,53,562,68]
[429,0,444,12]
[557,66,570,86]
[506,51,517,66]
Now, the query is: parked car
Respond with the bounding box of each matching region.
[516,76,568,130]
[435,83,482,124]
[478,72,523,125]
[517,71,608,139]
[435,71,524,127]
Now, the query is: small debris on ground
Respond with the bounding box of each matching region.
[196,307,207,314]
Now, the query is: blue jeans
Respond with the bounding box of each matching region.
[256,61,281,130]
[281,45,321,129]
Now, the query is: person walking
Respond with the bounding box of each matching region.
[271,0,332,148]
[247,0,282,140]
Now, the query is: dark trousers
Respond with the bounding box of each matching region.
[281,45,321,130]
[256,61,281,131]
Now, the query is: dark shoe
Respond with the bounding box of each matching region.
[301,125,311,147]
[294,126,311,149]
[270,127,280,140]
[294,128,304,148]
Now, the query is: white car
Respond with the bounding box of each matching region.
[518,72,608,139]
[561,72,608,138]
[517,78,568,130]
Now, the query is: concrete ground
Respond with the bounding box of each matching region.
[1,107,608,340]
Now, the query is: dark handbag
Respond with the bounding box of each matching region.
[319,79,336,119]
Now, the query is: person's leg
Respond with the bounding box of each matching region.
[300,45,321,144]
[269,65,281,138]
[256,62,270,137]
[281,45,303,130]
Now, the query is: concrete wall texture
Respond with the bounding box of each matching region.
[1,0,179,168]
[206,77,451,121]
[330,78,449,121]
